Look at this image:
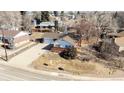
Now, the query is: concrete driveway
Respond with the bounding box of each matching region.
[7,43,48,68]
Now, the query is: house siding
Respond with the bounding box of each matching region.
[14,35,29,44]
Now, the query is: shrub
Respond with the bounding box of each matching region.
[92,39,120,59]
[60,47,77,59]
[113,60,124,68]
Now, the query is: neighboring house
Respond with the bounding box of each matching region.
[107,31,124,38]
[39,21,55,27]
[67,14,76,20]
[33,21,55,32]
[107,31,124,52]
[0,30,30,49]
[115,37,124,52]
[37,21,55,32]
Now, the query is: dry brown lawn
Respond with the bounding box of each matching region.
[32,52,124,77]
[31,32,44,39]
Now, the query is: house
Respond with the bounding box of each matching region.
[38,21,55,32]
[42,32,75,48]
[115,37,124,52]
[107,31,124,52]
[39,21,55,27]
[42,32,76,52]
[52,35,76,53]
[0,30,30,49]
[32,21,55,32]
[107,31,124,37]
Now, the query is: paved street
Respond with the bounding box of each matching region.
[0,63,70,81]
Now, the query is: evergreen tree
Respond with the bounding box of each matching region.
[60,11,64,16]
[54,20,58,31]
[41,11,49,22]
[53,11,58,17]
[60,47,77,59]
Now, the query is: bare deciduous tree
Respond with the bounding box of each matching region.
[21,11,33,32]
[75,17,97,46]
[115,12,124,28]
[0,11,22,30]
[75,11,118,45]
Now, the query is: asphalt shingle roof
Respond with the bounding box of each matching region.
[42,32,62,39]
[0,30,20,37]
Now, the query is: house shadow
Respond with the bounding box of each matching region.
[42,44,53,50]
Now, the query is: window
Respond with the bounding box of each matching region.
[65,45,71,48]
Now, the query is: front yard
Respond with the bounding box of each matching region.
[32,51,124,77]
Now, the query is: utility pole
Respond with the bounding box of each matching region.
[1,29,8,61]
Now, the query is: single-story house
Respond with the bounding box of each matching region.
[52,35,76,53]
[42,32,76,53]
[0,30,30,49]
